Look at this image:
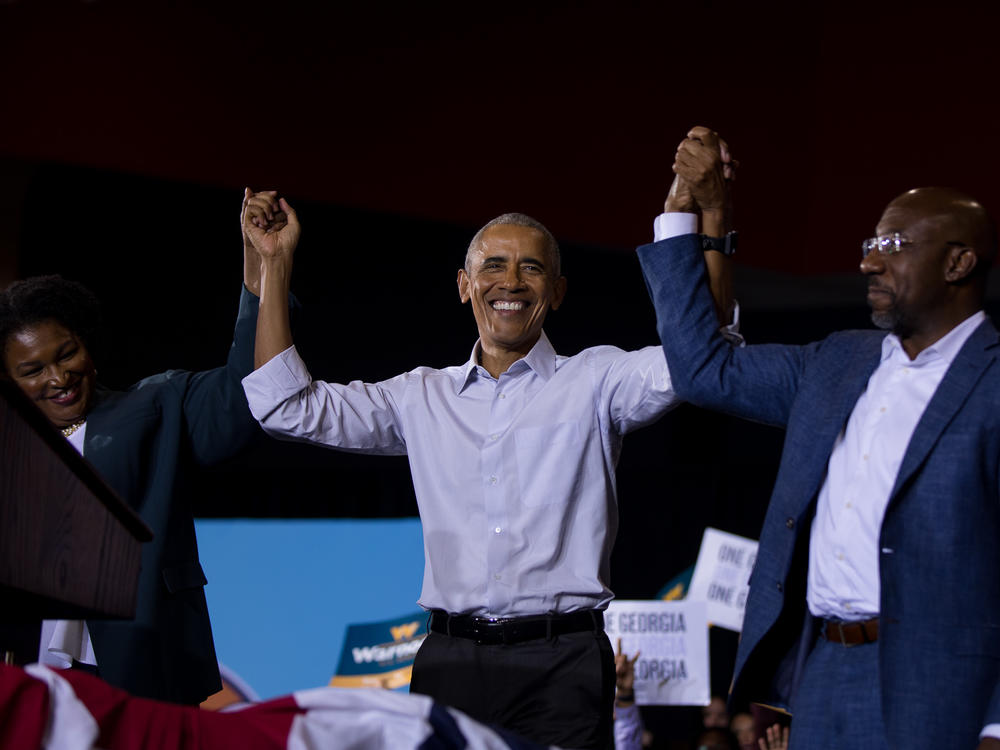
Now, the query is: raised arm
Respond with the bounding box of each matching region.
[667,126,736,326]
[641,129,806,427]
[175,189,286,463]
[613,638,643,750]
[241,190,301,369]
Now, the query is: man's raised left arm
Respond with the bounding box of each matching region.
[659,125,737,327]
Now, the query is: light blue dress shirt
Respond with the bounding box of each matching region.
[243,331,679,617]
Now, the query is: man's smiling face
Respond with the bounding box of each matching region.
[457,223,566,362]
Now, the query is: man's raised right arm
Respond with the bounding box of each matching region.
[239,194,407,454]
[242,190,299,369]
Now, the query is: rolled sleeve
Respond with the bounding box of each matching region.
[601,345,680,434]
[241,345,406,454]
[242,346,312,422]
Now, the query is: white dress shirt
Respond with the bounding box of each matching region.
[807,310,986,620]
[244,332,679,616]
[39,422,99,669]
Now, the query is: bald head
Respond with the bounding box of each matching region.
[885,187,997,283]
[863,187,997,356]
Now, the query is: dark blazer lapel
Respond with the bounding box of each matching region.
[890,319,1000,500]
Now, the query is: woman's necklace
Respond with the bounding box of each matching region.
[61,419,85,438]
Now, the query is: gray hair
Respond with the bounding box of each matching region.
[465,212,561,277]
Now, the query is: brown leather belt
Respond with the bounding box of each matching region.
[821,617,879,646]
[429,609,604,645]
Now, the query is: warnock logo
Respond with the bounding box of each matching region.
[333,613,429,689]
[390,621,420,642]
[351,621,426,665]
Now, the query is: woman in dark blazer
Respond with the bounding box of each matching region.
[0,189,283,704]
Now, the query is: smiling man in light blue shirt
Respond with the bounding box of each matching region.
[240,179,734,749]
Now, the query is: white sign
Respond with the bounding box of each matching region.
[686,527,758,632]
[604,600,709,706]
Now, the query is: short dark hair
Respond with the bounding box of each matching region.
[0,275,102,366]
[465,212,562,277]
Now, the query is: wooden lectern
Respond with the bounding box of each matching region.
[0,379,151,664]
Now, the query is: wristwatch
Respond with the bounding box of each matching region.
[701,231,738,256]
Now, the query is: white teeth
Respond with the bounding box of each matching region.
[492,300,526,311]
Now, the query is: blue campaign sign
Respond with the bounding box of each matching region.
[332,612,427,690]
[195,518,424,700]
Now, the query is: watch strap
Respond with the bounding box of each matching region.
[701,231,738,256]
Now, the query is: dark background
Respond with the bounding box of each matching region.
[3,0,1000,741]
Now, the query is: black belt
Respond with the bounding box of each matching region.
[428,609,604,645]
[821,617,879,646]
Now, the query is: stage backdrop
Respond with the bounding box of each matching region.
[194,518,425,700]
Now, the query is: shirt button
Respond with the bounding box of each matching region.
[498,393,506,399]
[494,527,502,534]
[785,517,794,529]
[776,582,783,592]
[489,475,498,485]
[494,574,501,581]
[490,434,499,441]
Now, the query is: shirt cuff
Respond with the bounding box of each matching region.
[720,301,744,346]
[981,723,1000,741]
[242,345,312,420]
[653,212,698,242]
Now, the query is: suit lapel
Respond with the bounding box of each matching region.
[890,319,1000,501]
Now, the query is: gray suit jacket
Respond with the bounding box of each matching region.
[638,234,1000,749]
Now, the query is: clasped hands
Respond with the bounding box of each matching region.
[241,187,301,262]
[665,126,736,230]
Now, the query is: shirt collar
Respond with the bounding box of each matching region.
[458,330,558,392]
[880,309,986,366]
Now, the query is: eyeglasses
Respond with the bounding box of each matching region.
[861,232,911,259]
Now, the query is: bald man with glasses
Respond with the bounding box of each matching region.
[640,129,1000,750]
